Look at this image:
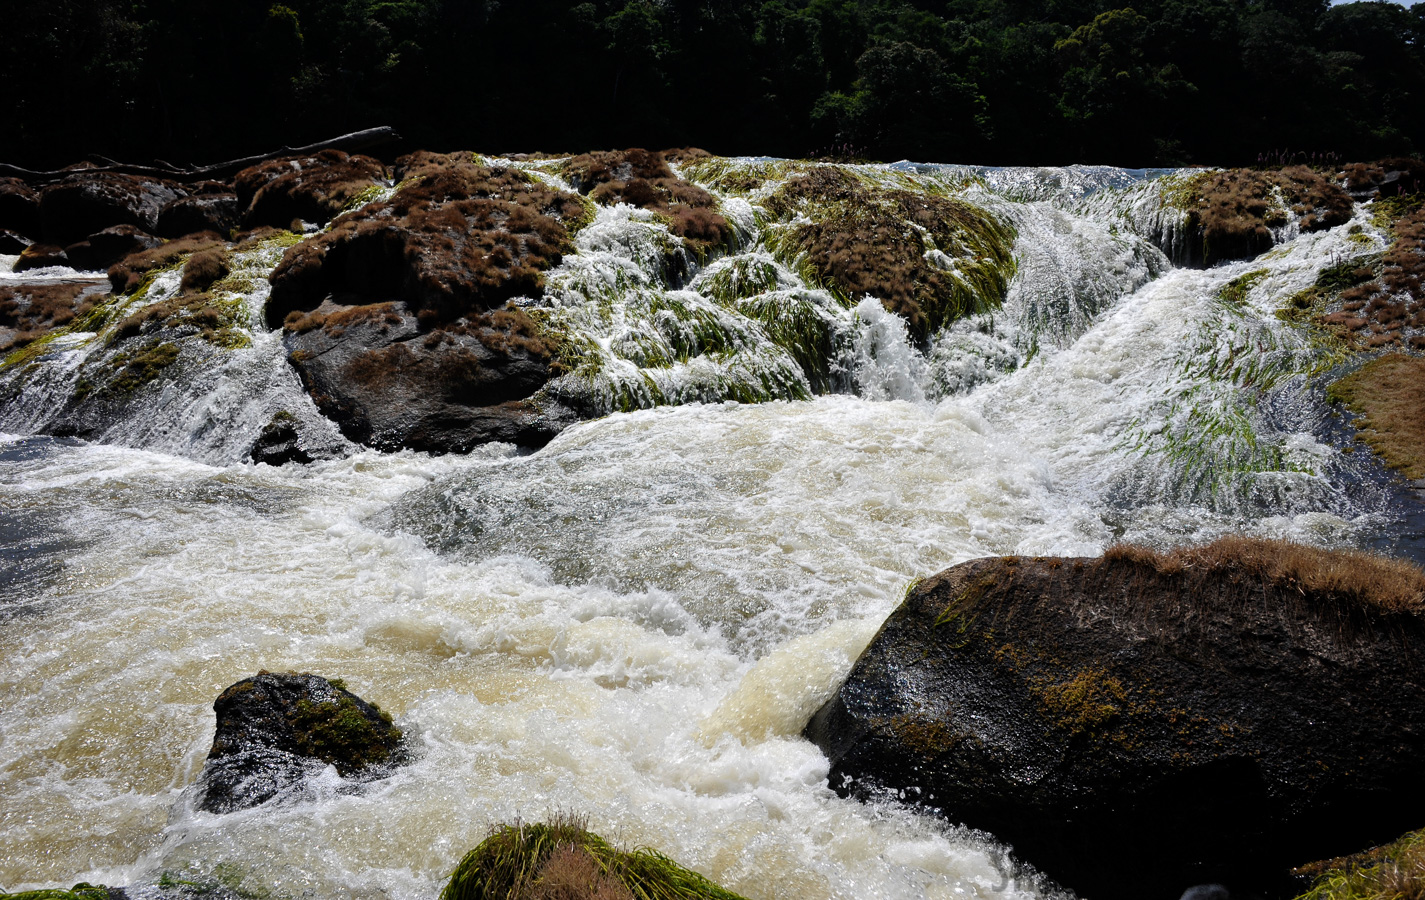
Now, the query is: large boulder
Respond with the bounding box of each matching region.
[38,173,185,246]
[196,672,404,814]
[806,538,1425,900]
[284,301,572,452]
[157,192,240,238]
[235,149,386,229]
[264,153,587,453]
[64,224,163,271]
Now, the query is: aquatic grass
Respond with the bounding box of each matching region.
[1328,353,1425,479]
[441,818,750,900]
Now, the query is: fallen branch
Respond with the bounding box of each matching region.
[0,126,403,186]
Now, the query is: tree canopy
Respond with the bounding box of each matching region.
[4,0,1423,167]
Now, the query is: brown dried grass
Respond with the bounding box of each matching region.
[1188,168,1353,264]
[1329,353,1425,480]
[564,149,731,251]
[0,283,93,351]
[107,231,227,294]
[1102,535,1425,615]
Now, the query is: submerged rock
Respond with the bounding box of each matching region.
[196,672,404,814]
[806,537,1425,900]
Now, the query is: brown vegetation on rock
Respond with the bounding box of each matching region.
[1181,167,1354,265]
[1102,535,1425,614]
[267,156,583,327]
[765,166,1016,337]
[563,148,731,252]
[1343,158,1425,200]
[1317,206,1425,350]
[106,231,227,293]
[0,283,95,352]
[235,149,386,229]
[1328,353,1425,480]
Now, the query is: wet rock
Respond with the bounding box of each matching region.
[63,225,163,272]
[806,537,1425,900]
[284,301,574,452]
[157,193,240,239]
[0,177,41,239]
[264,154,587,453]
[196,672,404,814]
[248,411,312,466]
[13,243,70,272]
[0,228,33,254]
[235,149,386,229]
[38,173,185,246]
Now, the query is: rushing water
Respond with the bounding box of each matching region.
[0,160,1417,899]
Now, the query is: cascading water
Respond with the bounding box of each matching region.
[0,158,1415,900]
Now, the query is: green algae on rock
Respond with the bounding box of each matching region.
[442,819,749,900]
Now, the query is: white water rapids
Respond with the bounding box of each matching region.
[0,161,1415,899]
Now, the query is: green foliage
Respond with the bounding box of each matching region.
[5,0,1425,167]
[442,819,750,900]
[1296,828,1425,900]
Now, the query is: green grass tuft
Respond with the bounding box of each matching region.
[441,818,750,900]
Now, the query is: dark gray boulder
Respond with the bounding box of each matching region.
[0,178,41,239]
[157,193,240,239]
[282,300,575,453]
[196,672,404,814]
[64,225,163,271]
[39,173,185,246]
[805,538,1425,900]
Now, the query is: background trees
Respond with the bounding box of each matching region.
[4,0,1423,168]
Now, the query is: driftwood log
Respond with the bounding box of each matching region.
[0,127,403,185]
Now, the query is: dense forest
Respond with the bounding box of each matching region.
[4,0,1424,168]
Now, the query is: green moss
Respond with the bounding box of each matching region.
[1218,269,1269,308]
[1295,827,1425,900]
[102,340,180,395]
[888,714,962,758]
[0,886,110,900]
[1033,668,1127,734]
[289,694,402,774]
[442,819,749,900]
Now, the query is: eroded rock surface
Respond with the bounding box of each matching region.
[807,538,1425,900]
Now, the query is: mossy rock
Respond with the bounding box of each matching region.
[196,672,404,813]
[0,885,114,900]
[443,819,749,900]
[808,538,1425,900]
[763,165,1016,339]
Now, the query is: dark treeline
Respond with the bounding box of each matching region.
[5,0,1425,169]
